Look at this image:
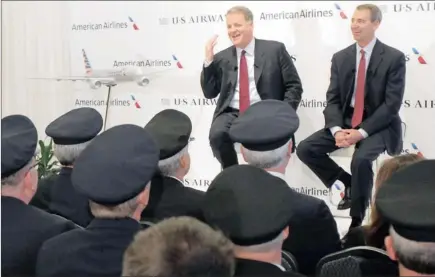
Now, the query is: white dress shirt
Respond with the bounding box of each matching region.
[204,38,261,110]
[330,37,377,139]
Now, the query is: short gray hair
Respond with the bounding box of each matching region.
[226,6,254,23]
[158,145,189,176]
[235,231,285,253]
[242,139,291,169]
[53,141,91,166]
[390,226,435,274]
[356,4,382,22]
[1,157,36,187]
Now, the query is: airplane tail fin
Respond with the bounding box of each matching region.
[82,49,93,75]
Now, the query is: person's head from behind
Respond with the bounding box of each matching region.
[351,4,382,45]
[122,216,235,277]
[229,100,299,173]
[202,165,294,265]
[369,154,425,231]
[46,107,103,167]
[226,6,254,48]
[71,124,160,221]
[145,109,192,179]
[376,160,435,276]
[1,115,39,204]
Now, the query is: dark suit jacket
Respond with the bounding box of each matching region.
[1,196,77,277]
[235,258,305,276]
[200,38,303,120]
[35,217,141,276]
[323,39,406,155]
[30,167,93,227]
[141,174,205,222]
[283,191,341,275]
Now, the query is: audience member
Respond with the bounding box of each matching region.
[342,153,425,249]
[141,109,204,222]
[202,164,305,276]
[229,99,341,274]
[30,107,103,227]
[35,124,159,276]
[377,159,435,276]
[1,115,77,276]
[123,216,235,277]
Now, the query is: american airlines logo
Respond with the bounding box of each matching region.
[159,14,224,25]
[72,16,140,31]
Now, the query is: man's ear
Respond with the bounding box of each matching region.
[385,236,398,261]
[137,184,150,206]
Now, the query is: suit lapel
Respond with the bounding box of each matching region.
[366,40,384,95]
[226,47,238,100]
[344,45,357,104]
[254,38,265,86]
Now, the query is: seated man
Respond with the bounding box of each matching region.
[35,124,159,276]
[296,4,406,230]
[30,107,103,227]
[376,159,435,277]
[123,216,235,277]
[141,109,204,222]
[202,165,305,276]
[229,100,341,275]
[1,115,77,277]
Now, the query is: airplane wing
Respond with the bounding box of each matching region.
[29,76,115,84]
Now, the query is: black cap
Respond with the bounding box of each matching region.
[71,124,159,205]
[1,115,38,179]
[144,109,192,160]
[376,159,435,242]
[202,164,294,246]
[229,100,299,151]
[45,107,103,145]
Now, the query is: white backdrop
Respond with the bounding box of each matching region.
[2,1,435,221]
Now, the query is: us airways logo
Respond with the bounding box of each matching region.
[393,2,435,13]
[161,97,218,106]
[72,16,140,31]
[159,14,224,25]
[405,48,428,64]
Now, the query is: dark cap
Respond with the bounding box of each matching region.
[229,100,299,151]
[202,164,294,246]
[376,159,435,242]
[71,124,159,205]
[45,107,103,145]
[144,109,192,160]
[1,115,38,179]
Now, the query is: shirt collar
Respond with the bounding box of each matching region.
[167,175,184,184]
[236,38,255,56]
[356,37,377,56]
[267,170,286,181]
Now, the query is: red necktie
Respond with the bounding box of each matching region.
[352,49,366,128]
[239,50,250,113]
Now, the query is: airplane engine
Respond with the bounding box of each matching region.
[87,79,102,89]
[137,77,150,86]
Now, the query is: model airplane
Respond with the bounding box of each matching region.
[29,49,180,89]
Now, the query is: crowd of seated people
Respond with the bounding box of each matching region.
[2,101,434,277]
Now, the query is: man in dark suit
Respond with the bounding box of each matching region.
[200,5,303,169]
[229,100,341,275]
[30,107,103,227]
[1,115,77,277]
[202,165,305,276]
[297,4,406,229]
[35,124,160,276]
[141,109,204,223]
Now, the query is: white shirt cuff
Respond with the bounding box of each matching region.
[358,128,369,139]
[203,59,213,68]
[330,126,342,137]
